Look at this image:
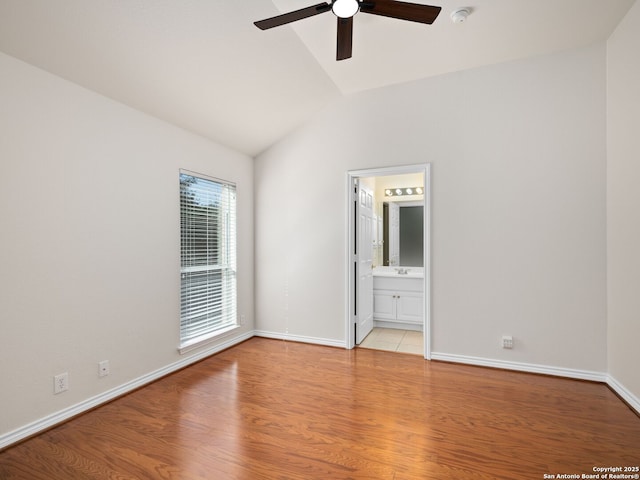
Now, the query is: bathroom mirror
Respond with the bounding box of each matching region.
[383,202,424,267]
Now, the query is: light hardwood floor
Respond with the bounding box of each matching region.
[1,337,639,479]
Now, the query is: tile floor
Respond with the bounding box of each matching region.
[358,327,424,356]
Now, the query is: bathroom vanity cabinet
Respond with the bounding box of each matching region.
[372,275,423,325]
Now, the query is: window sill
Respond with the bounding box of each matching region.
[178,324,241,355]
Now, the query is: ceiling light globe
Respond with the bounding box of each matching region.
[396,188,403,196]
[332,0,359,18]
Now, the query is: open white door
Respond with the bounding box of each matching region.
[355,180,374,344]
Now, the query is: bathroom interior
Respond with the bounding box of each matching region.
[357,172,425,355]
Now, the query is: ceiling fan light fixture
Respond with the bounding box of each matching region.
[254,0,442,61]
[332,0,359,18]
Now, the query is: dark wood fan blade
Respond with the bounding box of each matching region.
[360,0,441,24]
[254,2,332,30]
[336,17,353,61]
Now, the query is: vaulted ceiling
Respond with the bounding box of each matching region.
[0,0,635,156]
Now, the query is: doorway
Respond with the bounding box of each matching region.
[346,164,431,359]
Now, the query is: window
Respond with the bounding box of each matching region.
[179,170,237,350]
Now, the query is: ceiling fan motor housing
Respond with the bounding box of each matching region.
[332,0,360,18]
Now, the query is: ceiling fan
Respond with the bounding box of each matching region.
[254,0,441,61]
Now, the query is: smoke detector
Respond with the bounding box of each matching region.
[450,8,470,23]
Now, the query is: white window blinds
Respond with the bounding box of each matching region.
[179,171,237,347]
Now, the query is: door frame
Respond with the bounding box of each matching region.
[345,163,432,359]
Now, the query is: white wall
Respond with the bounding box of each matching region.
[255,45,607,373]
[607,0,640,404]
[0,52,254,440]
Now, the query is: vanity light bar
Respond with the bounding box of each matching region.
[384,187,424,197]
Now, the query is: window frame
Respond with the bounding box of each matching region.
[178,169,238,353]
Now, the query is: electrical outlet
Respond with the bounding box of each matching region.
[502,335,514,349]
[54,372,68,394]
[240,315,246,325]
[98,360,110,377]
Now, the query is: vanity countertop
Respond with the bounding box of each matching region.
[372,266,424,278]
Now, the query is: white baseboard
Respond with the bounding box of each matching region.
[254,330,346,349]
[607,374,640,415]
[430,352,608,382]
[0,331,255,450]
[427,352,640,415]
